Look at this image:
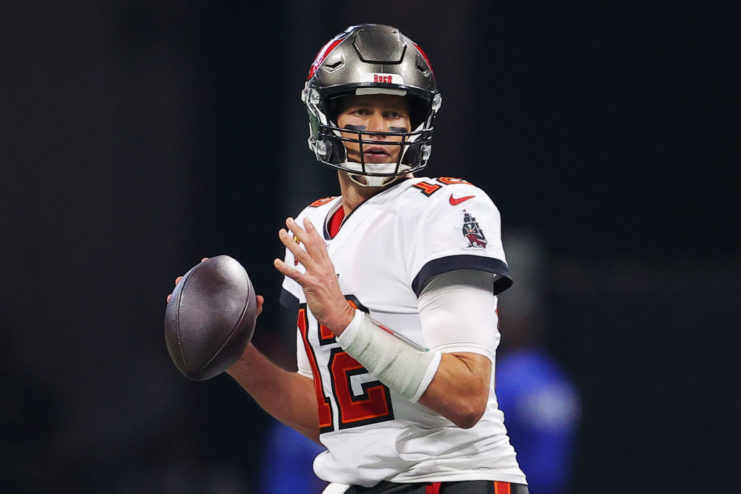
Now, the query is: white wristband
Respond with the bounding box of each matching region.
[336,310,441,402]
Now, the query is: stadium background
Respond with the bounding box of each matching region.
[2,1,738,492]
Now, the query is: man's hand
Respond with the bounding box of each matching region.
[274,217,355,335]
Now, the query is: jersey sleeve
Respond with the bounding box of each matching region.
[417,269,500,360]
[408,184,512,296]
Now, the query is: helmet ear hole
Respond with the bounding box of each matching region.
[408,98,429,129]
[326,95,348,124]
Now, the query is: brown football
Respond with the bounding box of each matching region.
[164,255,257,381]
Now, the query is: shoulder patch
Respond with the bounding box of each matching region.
[461,209,488,248]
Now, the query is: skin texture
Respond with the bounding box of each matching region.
[335,94,412,165]
[169,94,492,437]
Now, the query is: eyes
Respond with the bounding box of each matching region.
[345,107,408,121]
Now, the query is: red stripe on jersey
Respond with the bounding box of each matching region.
[494,481,511,494]
[377,323,394,335]
[297,308,333,431]
[425,482,441,494]
[327,206,345,239]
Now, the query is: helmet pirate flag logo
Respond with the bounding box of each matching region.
[461,210,488,248]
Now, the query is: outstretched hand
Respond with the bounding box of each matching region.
[274,217,355,335]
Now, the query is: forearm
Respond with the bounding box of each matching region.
[226,343,320,442]
[418,352,491,429]
[335,270,497,428]
[336,310,491,428]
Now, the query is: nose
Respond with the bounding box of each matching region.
[366,111,386,137]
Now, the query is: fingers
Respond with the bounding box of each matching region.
[278,228,311,266]
[283,218,308,251]
[302,217,319,234]
[277,218,326,279]
[299,218,329,261]
[282,217,328,263]
[276,216,335,282]
[273,257,306,284]
[167,275,184,302]
[256,295,265,317]
[286,217,323,249]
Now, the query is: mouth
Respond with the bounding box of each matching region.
[362,146,395,163]
[363,145,398,159]
[363,146,391,156]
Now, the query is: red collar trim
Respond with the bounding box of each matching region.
[327,206,345,239]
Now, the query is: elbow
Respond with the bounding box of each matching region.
[448,399,487,429]
[420,352,493,429]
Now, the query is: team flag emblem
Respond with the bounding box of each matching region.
[461,210,487,248]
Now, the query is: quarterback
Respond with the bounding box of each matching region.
[229,24,528,493]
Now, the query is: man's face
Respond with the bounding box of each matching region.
[335,94,412,164]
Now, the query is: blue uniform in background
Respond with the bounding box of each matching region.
[496,348,581,494]
[259,420,327,494]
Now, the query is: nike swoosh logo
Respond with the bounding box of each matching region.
[449,194,475,205]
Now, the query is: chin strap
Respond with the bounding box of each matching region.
[347,173,401,187]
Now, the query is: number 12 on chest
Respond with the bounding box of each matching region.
[297,298,395,433]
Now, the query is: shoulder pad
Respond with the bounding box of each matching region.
[309,196,338,208]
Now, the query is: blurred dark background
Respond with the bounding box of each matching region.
[1,1,738,492]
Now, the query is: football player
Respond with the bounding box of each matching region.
[232,24,528,493]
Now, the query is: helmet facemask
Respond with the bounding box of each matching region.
[303,24,441,187]
[303,85,440,187]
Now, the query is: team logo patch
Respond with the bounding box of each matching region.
[461,210,487,248]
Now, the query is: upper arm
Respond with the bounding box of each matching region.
[416,269,501,427]
[418,269,501,360]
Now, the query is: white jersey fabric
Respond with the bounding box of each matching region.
[280,177,526,487]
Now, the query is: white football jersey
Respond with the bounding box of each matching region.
[280,177,526,487]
